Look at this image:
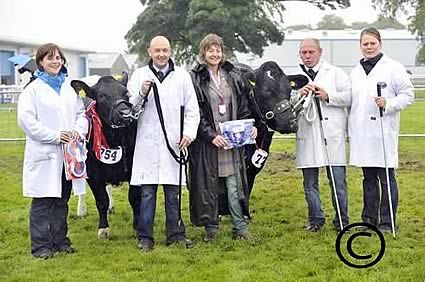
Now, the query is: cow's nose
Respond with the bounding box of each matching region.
[289,119,298,132]
[119,108,131,116]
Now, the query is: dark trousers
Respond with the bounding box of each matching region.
[361,167,398,229]
[137,184,185,244]
[30,169,72,255]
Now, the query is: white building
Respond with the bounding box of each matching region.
[0,34,92,86]
[236,29,422,76]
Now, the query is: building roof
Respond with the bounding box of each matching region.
[122,54,140,66]
[283,29,417,41]
[0,34,94,53]
[88,53,122,69]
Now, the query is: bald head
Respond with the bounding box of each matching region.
[149,35,170,49]
[299,38,322,68]
[148,35,171,69]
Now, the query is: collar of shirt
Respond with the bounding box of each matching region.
[208,68,221,88]
[153,63,169,75]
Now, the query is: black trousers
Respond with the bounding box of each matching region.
[30,169,72,255]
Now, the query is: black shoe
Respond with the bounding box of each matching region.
[166,238,194,249]
[138,239,154,252]
[203,231,217,242]
[232,232,253,240]
[304,224,322,232]
[57,245,75,254]
[33,249,54,260]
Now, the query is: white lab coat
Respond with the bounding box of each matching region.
[294,60,351,168]
[349,54,414,168]
[128,65,200,185]
[18,78,88,198]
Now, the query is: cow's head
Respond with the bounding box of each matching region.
[247,61,308,134]
[71,74,133,128]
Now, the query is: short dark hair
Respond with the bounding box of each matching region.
[35,43,66,71]
[360,27,382,43]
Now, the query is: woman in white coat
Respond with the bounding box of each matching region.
[17,43,88,259]
[349,27,414,232]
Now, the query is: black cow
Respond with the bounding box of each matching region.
[236,61,308,196]
[71,74,141,239]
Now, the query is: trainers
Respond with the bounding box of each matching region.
[33,249,54,260]
[138,239,154,252]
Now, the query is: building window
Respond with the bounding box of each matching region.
[0,50,15,85]
[78,56,87,78]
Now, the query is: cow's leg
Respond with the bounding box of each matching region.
[87,178,110,239]
[106,184,115,214]
[77,194,87,217]
[128,185,142,232]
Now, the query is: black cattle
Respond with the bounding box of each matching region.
[236,61,308,196]
[71,74,141,239]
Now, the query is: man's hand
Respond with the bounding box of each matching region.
[301,83,316,96]
[140,80,154,97]
[179,135,192,150]
[313,85,329,101]
[212,135,229,148]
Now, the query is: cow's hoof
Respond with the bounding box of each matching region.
[97,228,110,240]
[108,207,115,215]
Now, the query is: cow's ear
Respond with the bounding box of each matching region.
[120,71,128,86]
[71,80,92,98]
[287,74,309,90]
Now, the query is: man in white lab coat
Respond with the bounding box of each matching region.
[128,35,200,251]
[295,38,351,232]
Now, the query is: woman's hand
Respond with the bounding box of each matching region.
[250,126,258,139]
[60,130,81,144]
[212,135,228,148]
[375,96,386,109]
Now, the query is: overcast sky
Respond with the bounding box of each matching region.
[0,0,410,53]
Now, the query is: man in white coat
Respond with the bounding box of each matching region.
[295,38,351,232]
[350,27,414,232]
[128,35,200,251]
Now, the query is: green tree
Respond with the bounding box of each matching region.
[316,14,348,30]
[351,21,370,30]
[286,24,313,30]
[372,15,405,29]
[372,0,424,63]
[125,0,350,64]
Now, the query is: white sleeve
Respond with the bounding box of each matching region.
[128,69,144,106]
[182,71,200,141]
[385,64,415,115]
[17,86,60,144]
[73,96,89,139]
[327,68,352,108]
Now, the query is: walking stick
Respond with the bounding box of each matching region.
[314,94,344,231]
[178,105,184,226]
[377,82,396,238]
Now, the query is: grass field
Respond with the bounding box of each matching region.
[0,98,424,281]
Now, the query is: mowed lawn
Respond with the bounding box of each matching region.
[0,101,424,281]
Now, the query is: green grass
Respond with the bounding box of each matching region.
[1,144,425,280]
[0,94,424,281]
